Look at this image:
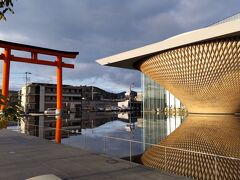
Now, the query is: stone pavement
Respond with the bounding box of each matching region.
[0,129,187,180]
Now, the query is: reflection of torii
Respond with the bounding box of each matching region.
[0,40,79,144]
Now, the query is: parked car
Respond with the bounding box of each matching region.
[125,123,135,132]
[44,108,57,116]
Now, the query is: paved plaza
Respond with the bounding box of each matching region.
[0,129,186,180]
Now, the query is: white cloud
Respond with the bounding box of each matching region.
[0,0,239,92]
[0,32,30,43]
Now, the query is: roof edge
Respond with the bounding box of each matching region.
[96,19,240,69]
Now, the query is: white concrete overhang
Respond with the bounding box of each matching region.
[96,19,240,70]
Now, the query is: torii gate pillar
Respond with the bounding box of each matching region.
[56,56,62,143]
[1,48,11,109]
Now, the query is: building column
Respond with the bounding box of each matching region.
[1,48,11,110]
[55,56,62,144]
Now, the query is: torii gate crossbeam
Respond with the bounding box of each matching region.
[0,40,79,144]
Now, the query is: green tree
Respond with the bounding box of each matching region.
[0,0,14,21]
[0,94,23,128]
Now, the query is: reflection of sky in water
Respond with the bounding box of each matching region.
[62,119,144,158]
[83,120,143,141]
[62,113,184,158]
[84,120,127,134]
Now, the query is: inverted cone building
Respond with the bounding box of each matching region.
[96,19,240,114]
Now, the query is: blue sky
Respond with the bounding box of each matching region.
[0,0,239,93]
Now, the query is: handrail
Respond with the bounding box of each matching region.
[100,135,240,161]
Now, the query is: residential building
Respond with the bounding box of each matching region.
[20,83,126,113]
[0,89,19,104]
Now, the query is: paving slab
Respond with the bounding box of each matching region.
[0,129,188,180]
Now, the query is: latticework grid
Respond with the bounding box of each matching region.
[141,115,240,179]
[140,37,240,113]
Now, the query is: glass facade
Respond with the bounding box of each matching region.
[141,74,186,151]
[142,74,183,112]
[142,112,184,150]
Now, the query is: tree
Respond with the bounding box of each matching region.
[0,0,14,21]
[0,94,23,128]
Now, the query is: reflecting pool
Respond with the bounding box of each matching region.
[15,112,240,179]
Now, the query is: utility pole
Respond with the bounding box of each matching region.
[24,72,31,113]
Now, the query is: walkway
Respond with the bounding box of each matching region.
[0,129,186,180]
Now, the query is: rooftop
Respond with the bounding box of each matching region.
[96,19,240,70]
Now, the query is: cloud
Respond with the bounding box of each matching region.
[0,0,239,92]
[0,32,30,43]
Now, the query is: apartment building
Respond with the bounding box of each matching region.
[0,89,19,104]
[20,83,126,113]
[21,83,81,113]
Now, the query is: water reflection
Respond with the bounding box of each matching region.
[20,111,184,158]
[18,112,240,179]
[141,114,240,180]
[62,111,144,158]
[143,113,184,151]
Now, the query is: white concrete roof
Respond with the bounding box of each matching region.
[96,19,240,70]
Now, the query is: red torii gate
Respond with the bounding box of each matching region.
[0,40,79,144]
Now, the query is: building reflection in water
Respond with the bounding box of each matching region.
[20,111,184,158]
[141,114,240,180]
[19,112,239,179]
[21,112,119,140]
[143,112,184,150]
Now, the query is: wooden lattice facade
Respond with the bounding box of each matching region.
[139,37,240,114]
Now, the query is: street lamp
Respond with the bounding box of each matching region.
[25,72,31,86]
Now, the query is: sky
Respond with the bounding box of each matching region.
[0,0,239,93]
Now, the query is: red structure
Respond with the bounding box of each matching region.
[0,40,79,143]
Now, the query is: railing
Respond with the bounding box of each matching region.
[9,123,240,180]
